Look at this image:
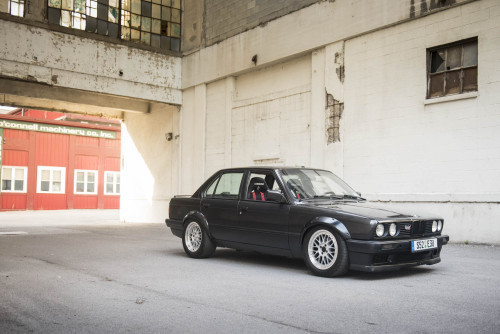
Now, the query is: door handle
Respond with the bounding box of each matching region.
[239,206,249,214]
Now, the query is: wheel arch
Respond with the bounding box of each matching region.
[182,211,212,238]
[301,217,351,247]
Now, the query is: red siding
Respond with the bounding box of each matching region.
[73,196,98,209]
[1,194,27,210]
[1,115,121,211]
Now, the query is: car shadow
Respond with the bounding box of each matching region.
[164,247,437,279]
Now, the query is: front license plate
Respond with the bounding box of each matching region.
[411,238,438,252]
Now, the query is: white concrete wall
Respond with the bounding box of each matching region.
[342,0,500,243]
[121,104,180,223]
[179,0,500,243]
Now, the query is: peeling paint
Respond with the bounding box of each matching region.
[325,92,343,144]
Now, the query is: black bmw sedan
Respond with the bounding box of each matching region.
[166,167,449,277]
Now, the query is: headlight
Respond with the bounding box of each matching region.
[376,224,385,237]
[432,220,438,232]
[437,220,443,232]
[389,223,397,236]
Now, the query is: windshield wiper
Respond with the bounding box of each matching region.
[341,194,366,201]
[311,193,365,201]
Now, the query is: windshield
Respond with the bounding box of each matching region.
[280,169,360,200]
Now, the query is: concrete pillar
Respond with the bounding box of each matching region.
[310,48,326,169]
[224,77,235,168]
[179,84,207,194]
[120,103,179,223]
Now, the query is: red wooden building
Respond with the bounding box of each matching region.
[0,110,121,210]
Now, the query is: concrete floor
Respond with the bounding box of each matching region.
[0,210,499,333]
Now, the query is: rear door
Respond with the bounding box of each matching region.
[200,171,245,241]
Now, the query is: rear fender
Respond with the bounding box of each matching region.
[182,211,213,238]
[301,217,351,246]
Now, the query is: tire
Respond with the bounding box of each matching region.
[182,220,216,258]
[302,227,349,277]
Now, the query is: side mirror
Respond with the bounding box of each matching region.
[267,190,286,203]
[357,192,362,197]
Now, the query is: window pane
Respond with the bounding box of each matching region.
[53,181,62,192]
[41,181,50,192]
[446,45,461,70]
[77,171,85,182]
[463,67,478,92]
[106,183,114,193]
[14,168,25,180]
[429,73,444,98]
[2,180,12,191]
[53,170,62,182]
[116,174,120,183]
[3,168,12,180]
[445,70,461,95]
[87,172,95,182]
[14,180,24,191]
[87,183,95,193]
[430,50,445,73]
[463,42,478,67]
[41,170,50,181]
[214,173,243,197]
[115,184,120,193]
[76,182,85,192]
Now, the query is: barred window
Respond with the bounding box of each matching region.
[0,0,25,17]
[47,0,181,51]
[427,38,478,99]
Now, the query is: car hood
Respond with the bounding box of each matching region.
[300,200,440,221]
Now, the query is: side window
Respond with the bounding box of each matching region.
[205,172,244,199]
[246,172,283,201]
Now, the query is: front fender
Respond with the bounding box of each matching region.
[301,217,351,245]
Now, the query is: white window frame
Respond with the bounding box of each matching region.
[73,169,98,195]
[104,171,120,195]
[36,166,66,194]
[1,166,28,193]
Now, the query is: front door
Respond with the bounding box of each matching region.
[236,171,290,249]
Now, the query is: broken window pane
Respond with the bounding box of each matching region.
[462,67,478,92]
[131,14,140,28]
[430,50,445,73]
[429,73,444,98]
[445,70,461,95]
[108,7,118,23]
[61,10,71,27]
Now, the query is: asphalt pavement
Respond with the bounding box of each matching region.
[0,210,499,333]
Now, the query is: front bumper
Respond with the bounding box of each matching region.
[346,235,449,272]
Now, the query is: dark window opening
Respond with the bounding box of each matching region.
[46,0,181,52]
[427,38,478,99]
